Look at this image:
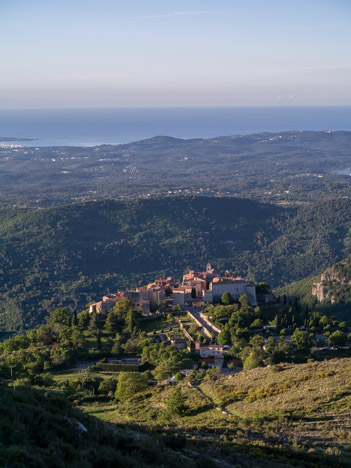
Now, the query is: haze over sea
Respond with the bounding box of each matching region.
[1,106,351,147]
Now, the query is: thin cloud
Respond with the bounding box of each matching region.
[131,10,212,20]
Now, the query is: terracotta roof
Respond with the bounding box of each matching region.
[148,285,165,292]
[173,286,191,292]
[212,277,246,284]
[227,359,242,364]
[201,345,223,350]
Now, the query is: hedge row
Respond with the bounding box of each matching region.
[97,362,152,372]
[97,363,140,372]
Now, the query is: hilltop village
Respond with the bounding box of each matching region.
[89,263,261,316]
[84,263,351,375]
[87,264,275,372]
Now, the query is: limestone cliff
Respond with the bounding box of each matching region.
[312,256,351,304]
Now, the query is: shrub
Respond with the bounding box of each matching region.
[243,353,260,370]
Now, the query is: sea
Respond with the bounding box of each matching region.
[0,106,351,147]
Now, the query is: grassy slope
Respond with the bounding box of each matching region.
[2,380,322,468]
[84,359,351,466]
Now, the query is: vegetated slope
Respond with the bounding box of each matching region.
[2,380,335,468]
[276,254,351,313]
[87,358,351,467]
[274,275,319,307]
[0,383,199,468]
[2,196,351,330]
[1,131,351,207]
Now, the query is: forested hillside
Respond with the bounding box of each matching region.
[2,196,351,330]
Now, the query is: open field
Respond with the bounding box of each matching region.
[52,369,112,383]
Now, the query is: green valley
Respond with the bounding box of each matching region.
[2,196,351,330]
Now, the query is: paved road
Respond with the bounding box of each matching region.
[186,308,220,338]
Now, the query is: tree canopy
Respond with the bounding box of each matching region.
[115,372,148,402]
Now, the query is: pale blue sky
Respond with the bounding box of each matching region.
[1,0,350,107]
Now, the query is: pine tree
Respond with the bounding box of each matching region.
[104,310,120,333]
[126,309,136,334]
[167,387,186,416]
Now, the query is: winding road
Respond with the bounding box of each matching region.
[186,308,221,338]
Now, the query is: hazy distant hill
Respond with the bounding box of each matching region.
[1,131,351,207]
[2,196,351,330]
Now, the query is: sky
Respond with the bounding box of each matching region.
[1,0,351,108]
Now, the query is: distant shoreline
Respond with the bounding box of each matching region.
[1,106,351,147]
[1,129,351,148]
[0,137,37,142]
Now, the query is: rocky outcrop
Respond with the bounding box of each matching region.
[312,280,328,302]
[312,260,351,304]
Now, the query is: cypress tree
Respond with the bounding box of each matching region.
[71,309,78,327]
[88,311,99,337]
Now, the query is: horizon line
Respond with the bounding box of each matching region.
[1,104,351,111]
